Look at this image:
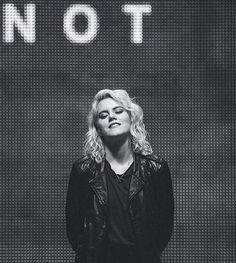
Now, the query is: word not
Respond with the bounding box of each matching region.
[3,3,152,44]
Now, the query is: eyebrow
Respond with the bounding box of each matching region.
[98,106,123,115]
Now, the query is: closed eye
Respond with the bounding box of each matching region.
[115,108,124,114]
[98,112,108,119]
[98,107,124,119]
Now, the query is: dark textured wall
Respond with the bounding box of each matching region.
[1,1,235,262]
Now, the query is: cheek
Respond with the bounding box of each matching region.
[96,120,106,133]
[123,114,131,126]
[95,121,101,132]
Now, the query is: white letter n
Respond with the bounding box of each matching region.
[3,3,35,43]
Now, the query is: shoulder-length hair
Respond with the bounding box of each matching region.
[84,89,153,163]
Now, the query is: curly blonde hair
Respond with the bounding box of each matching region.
[84,89,153,163]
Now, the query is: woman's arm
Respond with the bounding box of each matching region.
[65,162,86,255]
[153,160,174,252]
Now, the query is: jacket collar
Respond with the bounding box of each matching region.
[88,153,145,205]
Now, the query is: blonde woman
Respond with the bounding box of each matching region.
[66,89,174,263]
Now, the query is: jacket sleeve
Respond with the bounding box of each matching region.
[65,162,86,253]
[153,160,174,253]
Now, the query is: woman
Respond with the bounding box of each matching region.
[66,89,174,263]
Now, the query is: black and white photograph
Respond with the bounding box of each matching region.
[1,1,235,262]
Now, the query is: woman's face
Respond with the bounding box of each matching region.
[96,98,131,140]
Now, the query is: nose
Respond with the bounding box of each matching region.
[108,113,116,122]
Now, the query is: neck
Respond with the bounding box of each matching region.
[104,136,133,164]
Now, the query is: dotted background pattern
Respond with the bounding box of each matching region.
[1,1,235,262]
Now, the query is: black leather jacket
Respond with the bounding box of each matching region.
[66,153,174,263]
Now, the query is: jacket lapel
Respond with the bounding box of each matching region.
[129,153,145,200]
[88,158,108,206]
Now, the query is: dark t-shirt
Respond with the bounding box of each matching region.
[105,159,136,247]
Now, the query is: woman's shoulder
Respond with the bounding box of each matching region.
[73,155,96,172]
[136,152,167,170]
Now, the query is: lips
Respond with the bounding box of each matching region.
[109,122,121,128]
